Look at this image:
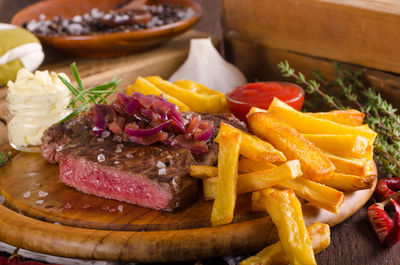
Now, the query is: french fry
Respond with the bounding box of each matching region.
[145,76,226,114]
[203,160,302,200]
[319,172,374,192]
[203,177,218,201]
[173,79,228,112]
[190,165,218,179]
[266,189,317,265]
[239,157,276,174]
[240,222,330,265]
[251,187,281,212]
[247,112,335,182]
[278,178,344,213]
[126,77,190,112]
[308,109,365,126]
[303,134,369,158]
[215,122,286,163]
[323,152,376,177]
[211,131,241,226]
[193,158,276,178]
[364,145,374,160]
[266,98,376,145]
[247,106,267,117]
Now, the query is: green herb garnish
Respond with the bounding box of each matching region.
[0,152,9,167]
[278,60,400,176]
[59,62,121,123]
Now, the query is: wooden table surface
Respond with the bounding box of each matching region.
[1,1,400,265]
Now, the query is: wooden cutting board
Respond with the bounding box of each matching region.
[0,30,377,263]
[0,151,376,263]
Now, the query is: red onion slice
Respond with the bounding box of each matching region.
[152,98,178,114]
[125,120,171,137]
[116,93,139,115]
[132,92,157,108]
[117,93,130,106]
[126,98,140,115]
[164,135,209,154]
[185,115,201,138]
[109,121,123,134]
[91,105,106,135]
[140,108,158,121]
[89,92,213,153]
[152,98,186,132]
[194,121,213,141]
[129,132,169,145]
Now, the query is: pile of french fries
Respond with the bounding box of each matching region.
[190,97,377,264]
[126,76,227,113]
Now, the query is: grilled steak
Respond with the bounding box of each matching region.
[41,112,245,211]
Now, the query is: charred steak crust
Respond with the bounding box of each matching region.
[41,114,92,163]
[194,113,247,165]
[41,112,245,211]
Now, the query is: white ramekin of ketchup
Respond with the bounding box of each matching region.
[226,81,305,121]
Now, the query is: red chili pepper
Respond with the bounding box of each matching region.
[21,260,49,265]
[375,178,400,203]
[0,257,7,265]
[367,198,400,246]
[4,254,61,265]
[7,255,24,265]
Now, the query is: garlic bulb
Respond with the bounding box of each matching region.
[169,38,247,93]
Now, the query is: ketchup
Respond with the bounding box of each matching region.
[226,82,305,121]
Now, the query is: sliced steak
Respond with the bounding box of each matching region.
[41,112,245,211]
[60,134,197,210]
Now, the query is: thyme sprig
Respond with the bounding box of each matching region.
[59,63,121,123]
[278,60,400,176]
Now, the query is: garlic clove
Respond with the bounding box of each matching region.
[169,38,247,94]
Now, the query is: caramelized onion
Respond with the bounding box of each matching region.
[91,105,106,135]
[126,120,171,137]
[129,132,168,145]
[109,121,123,134]
[194,120,213,141]
[90,93,214,153]
[165,135,209,154]
[132,92,156,108]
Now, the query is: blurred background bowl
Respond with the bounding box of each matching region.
[11,0,201,58]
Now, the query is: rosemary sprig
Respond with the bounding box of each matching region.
[0,152,9,167]
[278,60,400,176]
[59,63,121,123]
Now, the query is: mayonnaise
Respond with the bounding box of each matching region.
[7,68,72,151]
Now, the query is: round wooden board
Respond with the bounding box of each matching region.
[0,152,377,263]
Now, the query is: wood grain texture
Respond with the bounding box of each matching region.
[223,0,400,74]
[0,203,278,263]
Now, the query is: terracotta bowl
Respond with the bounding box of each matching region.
[11,0,201,58]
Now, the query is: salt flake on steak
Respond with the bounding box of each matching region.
[97,154,105,162]
[157,161,166,168]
